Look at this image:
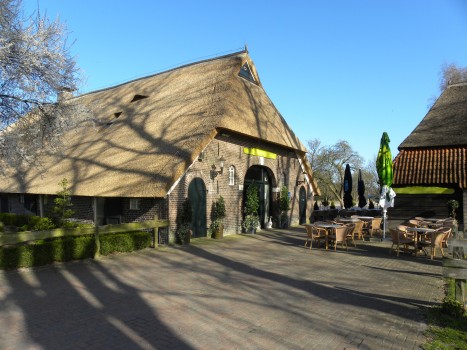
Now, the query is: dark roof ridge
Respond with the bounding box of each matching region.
[447,81,467,88]
[77,48,248,98]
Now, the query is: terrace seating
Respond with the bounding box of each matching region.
[328,226,348,251]
[430,227,452,259]
[353,220,365,240]
[345,223,357,247]
[304,225,327,250]
[407,219,422,228]
[368,217,382,237]
[389,228,415,256]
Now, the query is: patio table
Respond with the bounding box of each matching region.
[354,216,374,221]
[337,218,361,223]
[315,223,344,250]
[406,227,435,257]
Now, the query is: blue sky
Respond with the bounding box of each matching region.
[24,0,467,163]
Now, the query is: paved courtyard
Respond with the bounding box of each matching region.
[0,227,444,350]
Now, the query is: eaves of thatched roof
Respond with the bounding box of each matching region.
[0,50,313,197]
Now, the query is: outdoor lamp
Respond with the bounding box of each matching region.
[210,156,226,180]
[296,171,307,186]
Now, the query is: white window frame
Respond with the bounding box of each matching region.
[229,165,235,186]
[129,198,140,210]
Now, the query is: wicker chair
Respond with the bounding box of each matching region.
[304,225,327,250]
[328,226,348,251]
[345,223,357,247]
[353,220,364,240]
[418,227,451,259]
[407,219,421,228]
[368,217,383,237]
[389,228,415,256]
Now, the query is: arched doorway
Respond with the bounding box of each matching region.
[299,186,307,224]
[243,166,273,228]
[188,178,207,237]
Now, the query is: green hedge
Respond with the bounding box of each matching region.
[0,231,152,269]
[100,231,151,255]
[0,213,43,230]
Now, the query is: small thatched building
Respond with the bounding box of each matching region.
[391,82,467,227]
[0,50,319,241]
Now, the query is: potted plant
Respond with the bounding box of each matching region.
[210,196,226,239]
[243,182,259,233]
[176,198,192,244]
[279,186,290,228]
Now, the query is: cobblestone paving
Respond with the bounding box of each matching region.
[0,227,444,349]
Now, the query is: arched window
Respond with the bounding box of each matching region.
[229,166,235,186]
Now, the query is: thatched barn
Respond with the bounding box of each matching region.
[391,82,467,228]
[0,49,319,241]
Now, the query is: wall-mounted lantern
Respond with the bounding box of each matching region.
[296,171,307,186]
[210,156,226,180]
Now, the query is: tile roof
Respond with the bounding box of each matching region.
[393,147,467,189]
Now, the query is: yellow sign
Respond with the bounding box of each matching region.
[243,148,277,159]
[393,186,455,195]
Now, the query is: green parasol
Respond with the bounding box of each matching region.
[376,132,395,240]
[376,132,393,188]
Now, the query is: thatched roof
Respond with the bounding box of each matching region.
[1,50,316,197]
[394,82,467,189]
[399,82,467,149]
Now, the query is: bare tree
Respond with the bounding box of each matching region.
[439,63,467,91]
[0,0,80,169]
[307,139,363,207]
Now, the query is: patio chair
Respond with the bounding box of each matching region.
[368,217,382,237]
[430,227,452,259]
[407,219,421,228]
[328,226,348,251]
[304,225,327,250]
[397,224,408,232]
[345,223,357,247]
[353,220,364,240]
[389,228,415,256]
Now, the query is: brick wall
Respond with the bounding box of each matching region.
[121,197,167,223]
[168,131,314,238]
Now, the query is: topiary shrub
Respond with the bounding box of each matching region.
[32,217,56,231]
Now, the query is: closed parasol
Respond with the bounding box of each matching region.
[357,169,367,208]
[343,164,353,209]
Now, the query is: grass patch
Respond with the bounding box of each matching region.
[422,279,467,350]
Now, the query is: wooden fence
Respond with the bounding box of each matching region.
[0,219,170,257]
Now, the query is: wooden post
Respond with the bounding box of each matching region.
[444,239,467,309]
[152,215,158,248]
[93,225,101,259]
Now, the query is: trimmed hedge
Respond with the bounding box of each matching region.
[0,236,95,269]
[0,213,42,227]
[100,231,152,255]
[0,231,152,269]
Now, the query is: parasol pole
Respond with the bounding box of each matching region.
[383,208,387,241]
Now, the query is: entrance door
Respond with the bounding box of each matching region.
[188,178,207,237]
[299,186,307,224]
[244,166,272,228]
